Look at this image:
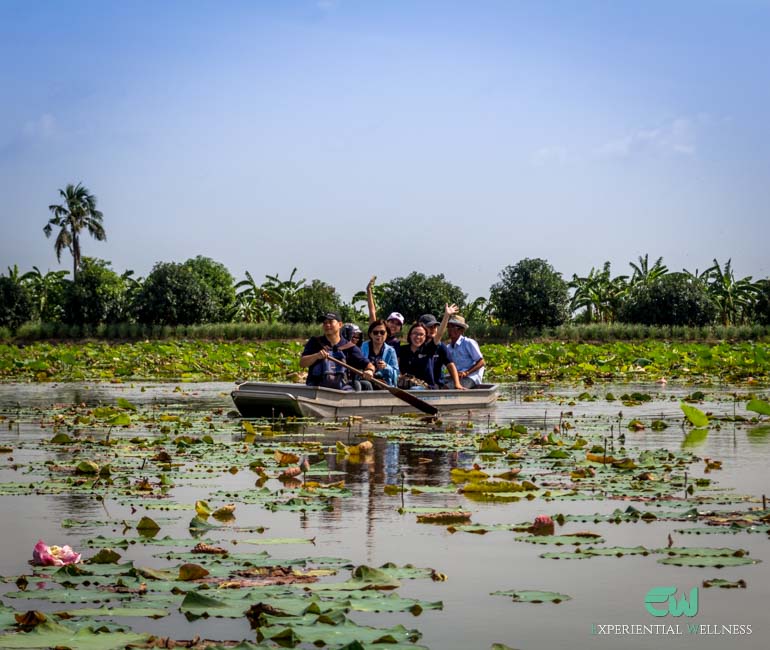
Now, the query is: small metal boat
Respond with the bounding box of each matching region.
[231,381,498,418]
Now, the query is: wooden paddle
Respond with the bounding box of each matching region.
[328,356,438,416]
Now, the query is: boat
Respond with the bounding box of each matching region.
[231,381,499,418]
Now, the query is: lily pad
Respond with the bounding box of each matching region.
[491,589,571,604]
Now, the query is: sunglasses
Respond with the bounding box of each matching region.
[372,330,387,336]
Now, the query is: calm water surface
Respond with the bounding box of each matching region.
[0,381,768,649]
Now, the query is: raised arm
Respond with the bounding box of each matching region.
[434,303,459,343]
[366,276,377,324]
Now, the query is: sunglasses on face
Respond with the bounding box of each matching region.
[372,330,387,336]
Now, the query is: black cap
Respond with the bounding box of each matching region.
[418,314,439,327]
[320,311,342,323]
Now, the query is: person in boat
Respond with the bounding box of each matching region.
[418,310,465,390]
[365,276,404,348]
[300,312,375,390]
[397,321,438,389]
[445,315,485,388]
[360,320,399,387]
[340,323,363,348]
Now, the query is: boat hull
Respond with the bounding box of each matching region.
[231,381,498,418]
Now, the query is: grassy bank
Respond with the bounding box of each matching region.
[2,321,770,344]
[1,339,768,384]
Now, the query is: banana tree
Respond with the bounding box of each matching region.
[570,262,628,323]
[235,270,305,323]
[704,258,759,326]
[629,254,668,287]
[20,266,70,320]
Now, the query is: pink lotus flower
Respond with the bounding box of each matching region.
[531,515,555,535]
[32,540,81,566]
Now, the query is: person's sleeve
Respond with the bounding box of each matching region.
[302,337,319,356]
[469,339,483,362]
[345,345,370,370]
[380,346,398,386]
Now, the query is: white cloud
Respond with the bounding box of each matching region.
[596,115,708,159]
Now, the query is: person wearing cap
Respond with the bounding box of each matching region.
[419,305,465,390]
[446,314,485,389]
[365,276,403,348]
[300,312,375,390]
[340,323,363,348]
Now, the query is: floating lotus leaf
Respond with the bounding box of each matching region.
[702,578,747,588]
[258,620,421,646]
[658,555,758,567]
[447,523,520,534]
[0,619,151,649]
[242,537,315,545]
[515,532,603,545]
[658,546,749,557]
[540,546,651,560]
[346,592,443,614]
[491,589,571,603]
[55,606,168,618]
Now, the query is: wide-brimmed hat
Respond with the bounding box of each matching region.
[418,314,439,327]
[447,315,468,330]
[320,311,342,323]
[386,312,405,325]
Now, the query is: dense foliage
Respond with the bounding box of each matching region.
[183,255,237,322]
[0,276,33,331]
[754,279,770,326]
[9,219,770,335]
[283,279,343,323]
[61,258,126,325]
[133,262,218,325]
[490,258,570,329]
[377,272,467,323]
[619,274,717,326]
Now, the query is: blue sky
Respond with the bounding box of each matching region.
[1,0,768,302]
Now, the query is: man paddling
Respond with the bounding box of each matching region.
[300,312,375,390]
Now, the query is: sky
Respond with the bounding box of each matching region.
[1,0,768,303]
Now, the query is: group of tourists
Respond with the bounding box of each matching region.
[300,277,485,392]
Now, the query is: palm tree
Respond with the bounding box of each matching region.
[43,183,106,278]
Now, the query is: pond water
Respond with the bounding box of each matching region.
[0,380,768,650]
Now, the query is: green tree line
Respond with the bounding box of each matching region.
[2,183,769,334]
